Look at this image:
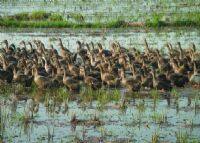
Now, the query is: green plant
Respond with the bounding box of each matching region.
[175,131,189,143]
[29,11,50,21]
[11,12,29,21]
[152,131,159,143]
[151,112,167,124]
[171,88,180,98]
[56,87,70,102]
[68,13,85,23]
[136,100,146,113]
[145,13,164,27]
[150,89,159,99]
[111,89,121,102]
[48,13,63,21]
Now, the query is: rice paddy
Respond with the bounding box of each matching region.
[0,0,200,143]
[0,86,200,142]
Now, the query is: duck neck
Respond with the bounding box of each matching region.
[178,43,183,60]
[2,58,8,71]
[157,58,163,70]
[193,62,197,74]
[151,70,157,87]
[63,69,67,79]
[108,61,112,72]
[144,39,150,54]
[82,68,86,78]
[89,54,95,65]
[171,60,179,72]
[121,70,125,80]
[33,68,38,78]
[29,43,33,51]
[99,66,104,80]
[5,41,9,50]
[131,65,136,78]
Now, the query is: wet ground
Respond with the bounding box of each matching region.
[0,0,200,22]
[0,28,199,52]
[0,87,200,143]
[0,1,200,143]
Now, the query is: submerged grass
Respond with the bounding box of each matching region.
[151,111,167,124]
[175,131,189,143]
[152,131,159,143]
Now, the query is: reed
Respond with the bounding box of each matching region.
[175,131,189,143]
[151,111,167,124]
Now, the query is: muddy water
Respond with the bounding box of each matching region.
[0,28,199,52]
[0,88,200,143]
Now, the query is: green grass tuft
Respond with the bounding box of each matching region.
[29,11,50,21]
[48,13,63,21]
[0,11,199,28]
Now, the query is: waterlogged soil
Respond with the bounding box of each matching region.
[0,88,200,143]
[0,28,199,52]
[0,0,200,22]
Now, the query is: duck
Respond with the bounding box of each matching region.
[58,38,71,58]
[190,62,200,87]
[42,57,54,75]
[168,71,189,87]
[13,68,33,87]
[67,61,80,76]
[0,54,14,83]
[119,67,140,92]
[151,69,172,91]
[80,66,101,89]
[63,68,80,91]
[97,64,120,87]
[32,67,50,89]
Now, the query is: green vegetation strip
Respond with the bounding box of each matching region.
[0,19,126,28]
[0,11,199,28]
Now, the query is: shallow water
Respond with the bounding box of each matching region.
[0,28,199,53]
[0,88,200,142]
[0,0,200,22]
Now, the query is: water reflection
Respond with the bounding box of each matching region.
[0,88,200,142]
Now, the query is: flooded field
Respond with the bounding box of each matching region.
[0,0,200,23]
[0,1,200,143]
[0,28,200,52]
[1,87,200,143]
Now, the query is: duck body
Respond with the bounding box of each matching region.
[34,75,49,89]
[120,68,141,91]
[63,69,80,91]
[169,73,189,87]
[190,73,200,85]
[0,69,13,83]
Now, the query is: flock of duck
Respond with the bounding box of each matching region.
[0,39,200,93]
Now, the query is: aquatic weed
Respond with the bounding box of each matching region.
[150,89,159,99]
[136,99,146,113]
[175,130,189,143]
[56,87,70,102]
[152,131,159,143]
[151,111,167,124]
[171,88,180,98]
